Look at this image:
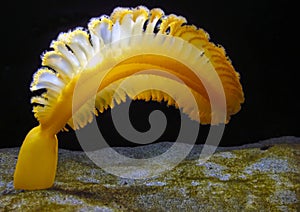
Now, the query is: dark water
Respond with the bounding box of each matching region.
[1,0,298,149]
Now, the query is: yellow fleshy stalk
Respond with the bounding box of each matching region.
[14,126,58,190]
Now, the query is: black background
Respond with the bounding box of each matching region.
[1,0,299,150]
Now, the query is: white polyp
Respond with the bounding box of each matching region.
[99,22,112,44]
[67,43,88,67]
[132,16,146,35]
[31,96,49,106]
[146,17,159,33]
[43,53,74,79]
[119,14,134,39]
[70,32,94,59]
[52,42,81,70]
[37,71,65,88]
[111,21,121,43]
[31,82,59,94]
[89,33,100,53]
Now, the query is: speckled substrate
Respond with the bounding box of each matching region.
[1,136,299,211]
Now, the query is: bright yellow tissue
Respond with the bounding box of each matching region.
[14,126,58,190]
[14,6,244,190]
